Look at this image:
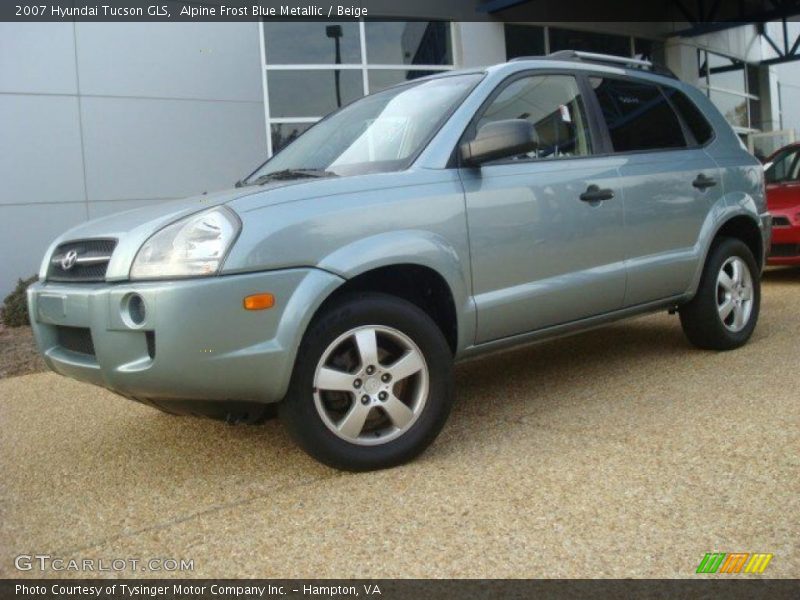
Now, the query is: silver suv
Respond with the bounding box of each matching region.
[28,52,771,470]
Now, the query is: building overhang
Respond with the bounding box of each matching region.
[478,0,800,65]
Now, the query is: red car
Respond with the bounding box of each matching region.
[765,143,800,264]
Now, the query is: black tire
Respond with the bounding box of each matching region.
[679,237,760,351]
[280,292,454,471]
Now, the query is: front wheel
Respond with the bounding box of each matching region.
[280,293,454,471]
[679,237,760,351]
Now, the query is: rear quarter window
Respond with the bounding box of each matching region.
[590,77,687,152]
[663,87,714,145]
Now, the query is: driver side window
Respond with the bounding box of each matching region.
[477,74,593,161]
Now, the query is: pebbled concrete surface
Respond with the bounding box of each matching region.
[1,268,798,579]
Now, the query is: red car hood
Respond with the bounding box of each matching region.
[767,183,800,211]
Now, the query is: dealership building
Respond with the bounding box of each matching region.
[2,2,800,296]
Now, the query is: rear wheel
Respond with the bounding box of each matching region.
[679,237,760,350]
[280,293,453,471]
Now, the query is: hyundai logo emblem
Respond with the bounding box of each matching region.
[60,249,79,270]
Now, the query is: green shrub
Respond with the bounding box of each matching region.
[1,275,38,327]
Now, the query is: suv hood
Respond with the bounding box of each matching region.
[40,171,436,281]
[39,182,301,281]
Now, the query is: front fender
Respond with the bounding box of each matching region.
[316,230,476,354]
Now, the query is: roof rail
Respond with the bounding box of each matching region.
[510,50,678,79]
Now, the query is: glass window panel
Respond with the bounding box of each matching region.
[591,77,687,151]
[365,22,452,65]
[662,87,714,145]
[707,52,746,94]
[747,65,762,129]
[634,38,665,66]
[696,49,710,87]
[504,24,545,60]
[549,27,631,58]
[765,148,800,183]
[267,70,364,118]
[477,74,593,160]
[367,69,437,93]
[709,88,749,128]
[271,122,315,153]
[264,22,361,64]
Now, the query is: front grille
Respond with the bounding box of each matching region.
[772,216,792,228]
[770,243,800,257]
[56,326,95,356]
[47,239,117,282]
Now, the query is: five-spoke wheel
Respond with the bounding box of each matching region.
[680,237,760,350]
[281,293,453,471]
[313,326,429,445]
[716,256,754,333]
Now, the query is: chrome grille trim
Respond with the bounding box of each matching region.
[46,239,117,282]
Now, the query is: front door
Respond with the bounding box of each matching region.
[460,73,626,343]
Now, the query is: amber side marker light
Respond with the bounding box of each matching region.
[243,293,275,310]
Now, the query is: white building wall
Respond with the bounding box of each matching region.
[0,22,267,298]
[454,22,507,67]
[775,64,800,131]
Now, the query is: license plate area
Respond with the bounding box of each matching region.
[37,294,66,322]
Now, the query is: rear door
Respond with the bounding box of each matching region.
[460,72,626,343]
[588,76,724,305]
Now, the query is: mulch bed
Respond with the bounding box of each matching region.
[0,323,46,378]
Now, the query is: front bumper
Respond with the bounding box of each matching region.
[767,209,800,264]
[27,268,343,404]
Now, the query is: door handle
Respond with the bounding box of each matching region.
[579,185,615,203]
[692,173,717,190]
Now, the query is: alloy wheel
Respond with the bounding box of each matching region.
[716,256,754,333]
[312,325,429,445]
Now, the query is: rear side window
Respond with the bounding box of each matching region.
[590,77,687,152]
[663,87,714,145]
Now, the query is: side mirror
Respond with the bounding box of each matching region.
[460,119,539,166]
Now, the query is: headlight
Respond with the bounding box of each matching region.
[130,207,240,280]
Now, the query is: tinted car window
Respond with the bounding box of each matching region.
[477,74,593,160]
[663,87,714,145]
[591,77,687,152]
[765,148,800,183]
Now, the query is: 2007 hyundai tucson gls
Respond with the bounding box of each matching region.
[28,51,772,471]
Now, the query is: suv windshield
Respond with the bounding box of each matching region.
[244,73,482,183]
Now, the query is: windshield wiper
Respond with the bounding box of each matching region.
[250,169,336,186]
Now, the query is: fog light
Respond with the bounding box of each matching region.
[127,294,146,325]
[243,293,275,310]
